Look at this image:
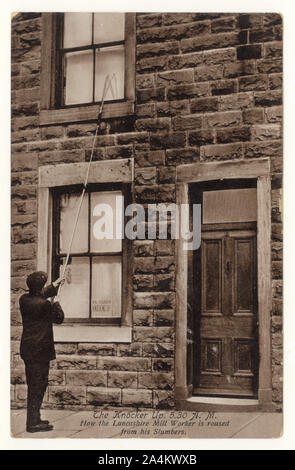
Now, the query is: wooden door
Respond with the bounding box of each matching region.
[194,225,258,397]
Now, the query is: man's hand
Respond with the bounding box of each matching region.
[52,277,65,288]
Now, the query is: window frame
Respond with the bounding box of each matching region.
[40,12,136,125]
[52,182,128,325]
[37,158,134,342]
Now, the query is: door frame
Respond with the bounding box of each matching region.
[175,158,272,409]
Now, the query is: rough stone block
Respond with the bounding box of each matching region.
[117,343,142,357]
[216,127,251,143]
[211,79,238,96]
[211,16,237,33]
[137,21,211,44]
[257,58,282,74]
[157,69,194,86]
[157,99,190,117]
[133,327,174,343]
[200,143,243,161]
[272,261,283,279]
[239,74,268,91]
[134,274,154,291]
[154,240,174,256]
[237,45,262,60]
[11,368,26,385]
[108,371,137,389]
[142,342,174,358]
[134,240,154,257]
[137,56,168,73]
[181,31,246,54]
[249,26,282,43]
[11,260,36,277]
[157,166,176,184]
[166,148,200,165]
[48,386,86,405]
[203,110,242,128]
[251,124,281,141]
[11,153,38,172]
[243,108,265,124]
[96,356,151,372]
[153,390,175,409]
[86,387,121,406]
[136,73,155,89]
[135,167,157,185]
[264,41,282,59]
[265,106,283,123]
[122,389,152,407]
[135,150,165,167]
[244,140,282,158]
[48,370,66,386]
[137,13,163,29]
[150,132,186,149]
[254,90,282,107]
[188,130,214,146]
[134,292,175,310]
[65,370,107,387]
[219,92,254,111]
[135,118,171,133]
[153,309,174,326]
[154,272,175,291]
[172,114,202,131]
[136,103,156,118]
[238,14,263,29]
[190,97,219,113]
[138,372,174,390]
[223,61,256,78]
[137,41,179,59]
[56,355,97,370]
[15,384,27,403]
[269,73,282,90]
[167,83,209,101]
[194,64,223,82]
[152,358,174,372]
[203,47,236,65]
[168,52,204,70]
[133,309,153,326]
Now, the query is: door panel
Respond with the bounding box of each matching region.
[194,228,258,397]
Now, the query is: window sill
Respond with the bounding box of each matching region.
[40,100,134,126]
[53,324,132,343]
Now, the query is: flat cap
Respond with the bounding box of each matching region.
[26,271,48,292]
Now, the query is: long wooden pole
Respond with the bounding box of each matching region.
[55,74,116,300]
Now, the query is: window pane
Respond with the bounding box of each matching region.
[94,46,125,101]
[93,13,125,44]
[59,257,90,318]
[64,50,93,105]
[90,191,123,253]
[203,188,257,224]
[64,13,92,48]
[59,193,88,253]
[91,256,122,317]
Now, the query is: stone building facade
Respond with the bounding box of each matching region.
[11,12,283,411]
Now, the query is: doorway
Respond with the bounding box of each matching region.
[191,180,259,398]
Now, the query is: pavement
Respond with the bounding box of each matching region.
[10,408,283,439]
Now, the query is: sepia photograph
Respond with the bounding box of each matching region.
[9,6,285,442]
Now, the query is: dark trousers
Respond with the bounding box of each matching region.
[24,360,50,427]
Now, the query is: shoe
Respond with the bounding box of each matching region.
[26,422,54,433]
[39,419,50,425]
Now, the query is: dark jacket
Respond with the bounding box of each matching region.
[19,284,64,362]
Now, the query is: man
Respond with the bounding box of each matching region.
[19,271,64,433]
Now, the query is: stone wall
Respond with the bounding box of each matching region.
[11,12,283,410]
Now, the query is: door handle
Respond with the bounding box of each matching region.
[226,261,231,274]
